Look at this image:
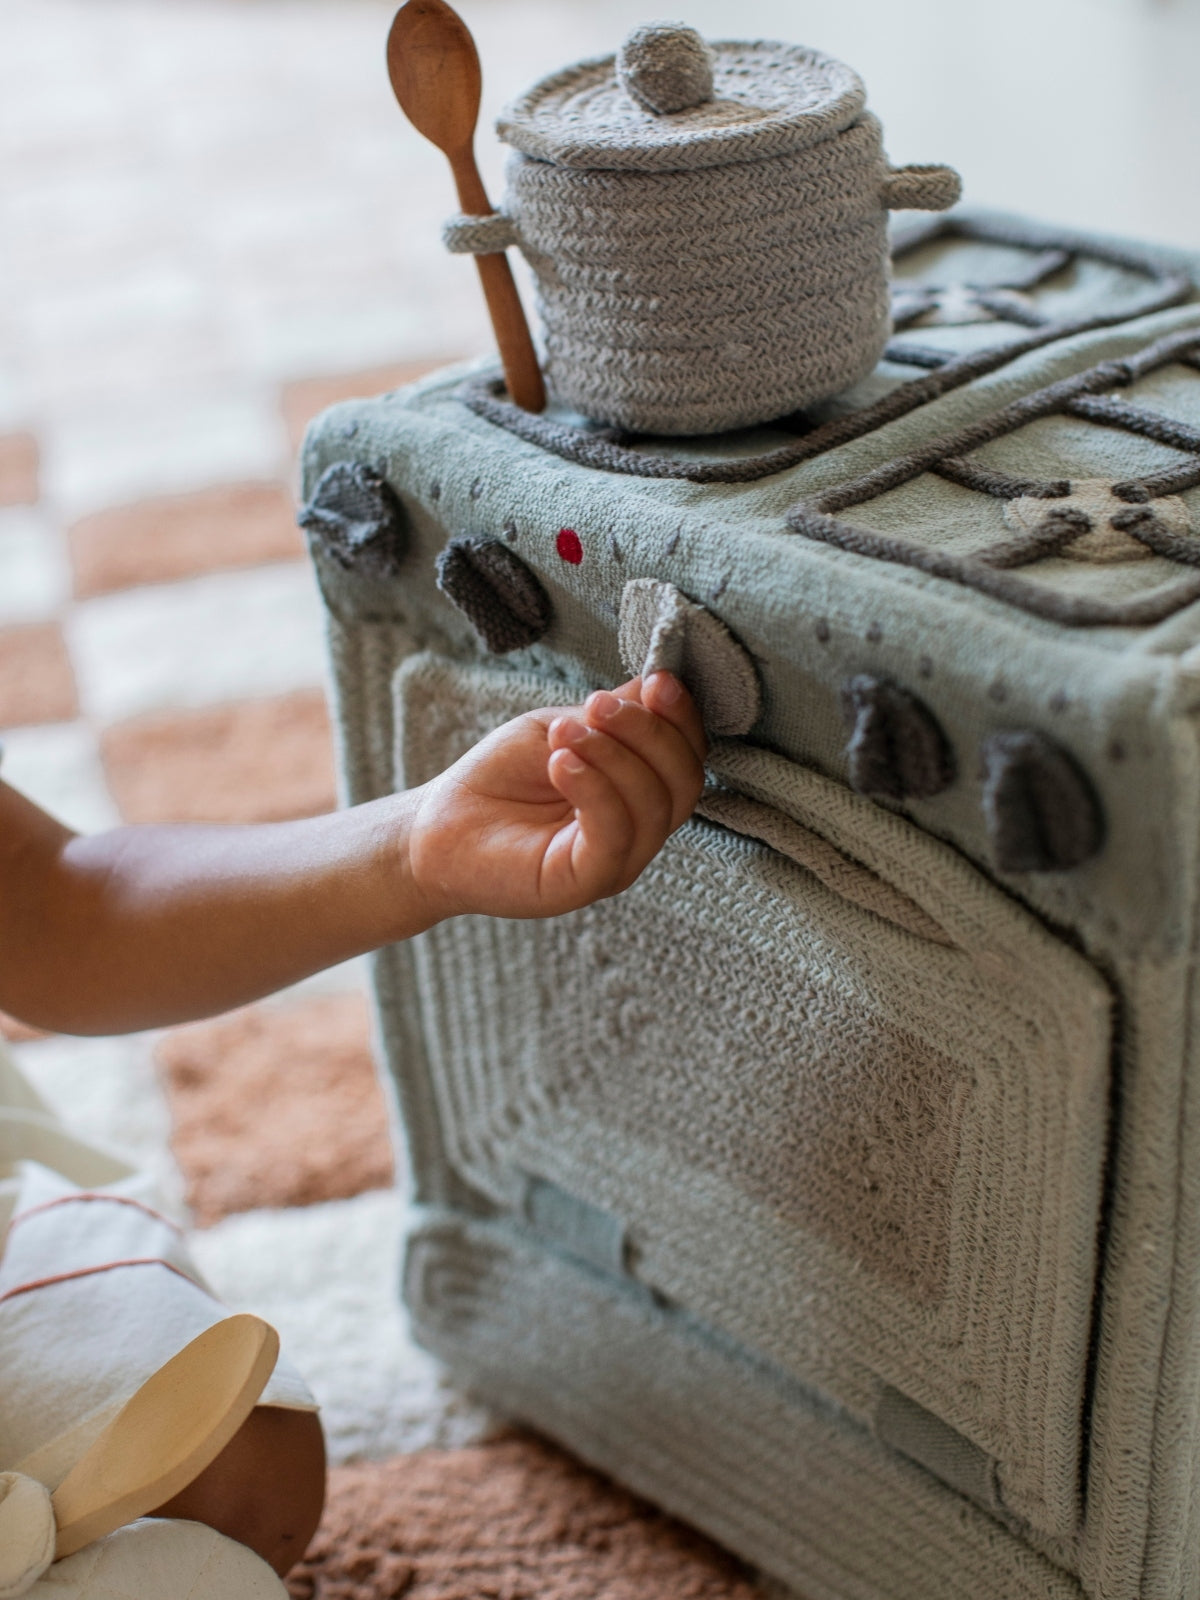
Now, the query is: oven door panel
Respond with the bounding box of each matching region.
[394,651,1113,1540]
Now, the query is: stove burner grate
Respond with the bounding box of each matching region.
[787,328,1200,627]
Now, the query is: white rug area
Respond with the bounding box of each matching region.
[11,1030,185,1215]
[191,1192,497,1464]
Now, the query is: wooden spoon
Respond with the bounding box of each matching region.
[52,1314,279,1560]
[387,0,546,413]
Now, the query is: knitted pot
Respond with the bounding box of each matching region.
[444,24,961,436]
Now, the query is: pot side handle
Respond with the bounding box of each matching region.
[882,164,962,213]
[442,211,522,255]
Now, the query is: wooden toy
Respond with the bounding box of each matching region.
[387,0,545,413]
[51,1315,279,1560]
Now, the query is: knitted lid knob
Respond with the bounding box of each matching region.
[616,22,715,115]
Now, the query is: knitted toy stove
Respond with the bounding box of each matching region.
[303,22,1200,1587]
[301,204,1200,1600]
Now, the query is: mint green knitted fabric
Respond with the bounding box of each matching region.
[303,214,1200,1600]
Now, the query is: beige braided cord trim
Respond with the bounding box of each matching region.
[505,120,894,433]
[442,213,521,256]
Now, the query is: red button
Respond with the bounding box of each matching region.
[556,528,583,564]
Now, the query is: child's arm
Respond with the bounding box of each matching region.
[0,674,705,1035]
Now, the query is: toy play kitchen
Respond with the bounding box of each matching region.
[302,7,1200,1599]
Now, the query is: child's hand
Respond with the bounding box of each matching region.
[407,672,707,921]
[0,673,702,1033]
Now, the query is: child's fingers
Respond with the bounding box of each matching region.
[593,672,707,764]
[640,672,708,765]
[607,676,641,696]
[582,674,705,766]
[548,717,675,869]
[546,745,638,897]
[580,689,705,830]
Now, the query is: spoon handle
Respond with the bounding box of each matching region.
[450,155,545,414]
[472,255,545,413]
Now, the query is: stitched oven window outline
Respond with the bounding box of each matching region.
[454,215,1192,483]
[786,325,1200,626]
[415,778,1107,1535]
[394,650,1114,1537]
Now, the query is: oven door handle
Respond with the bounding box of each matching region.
[696,787,955,947]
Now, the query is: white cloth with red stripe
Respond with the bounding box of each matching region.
[0,1042,314,1596]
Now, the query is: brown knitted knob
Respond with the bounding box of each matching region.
[436,537,552,654]
[841,676,955,802]
[980,730,1104,873]
[616,22,715,115]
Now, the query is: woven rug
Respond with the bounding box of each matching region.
[291,1438,758,1600]
[0,367,761,1598]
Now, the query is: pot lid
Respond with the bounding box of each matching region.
[497,23,867,173]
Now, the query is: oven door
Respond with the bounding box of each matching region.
[394,651,1112,1541]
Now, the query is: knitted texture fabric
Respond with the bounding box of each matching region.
[302,212,1200,1600]
[296,463,407,580]
[694,785,952,944]
[841,674,955,800]
[455,215,1190,479]
[474,31,959,433]
[499,121,955,434]
[979,730,1104,872]
[405,1217,1086,1600]
[434,537,551,654]
[393,651,1111,1539]
[1002,478,1193,564]
[882,164,962,212]
[441,212,519,256]
[787,324,1200,626]
[496,40,868,172]
[617,577,761,735]
[615,24,715,116]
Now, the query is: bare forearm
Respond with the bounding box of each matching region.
[0,791,433,1034]
[0,673,704,1035]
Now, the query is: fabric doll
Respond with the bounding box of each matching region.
[0,1041,323,1599]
